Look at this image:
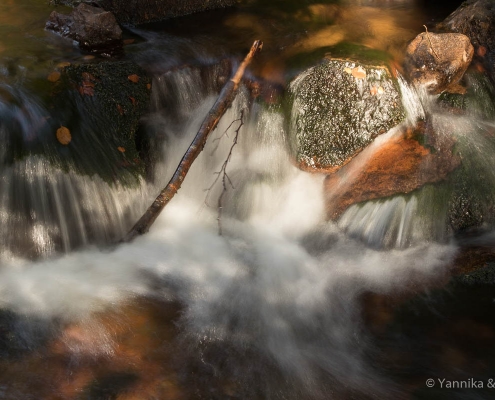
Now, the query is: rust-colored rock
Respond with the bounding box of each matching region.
[324,122,461,220]
[403,32,474,94]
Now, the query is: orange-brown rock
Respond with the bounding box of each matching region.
[324,122,461,220]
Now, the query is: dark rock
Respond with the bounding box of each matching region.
[439,0,495,82]
[324,122,461,220]
[51,0,238,25]
[403,32,474,94]
[46,3,122,55]
[50,61,151,184]
[438,69,495,119]
[289,59,405,172]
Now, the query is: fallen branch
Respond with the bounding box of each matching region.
[123,40,263,242]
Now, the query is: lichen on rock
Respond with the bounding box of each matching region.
[288,58,405,172]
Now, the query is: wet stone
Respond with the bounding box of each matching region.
[289,59,405,172]
[403,32,474,94]
[46,3,123,55]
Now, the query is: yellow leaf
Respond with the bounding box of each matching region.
[56,126,71,145]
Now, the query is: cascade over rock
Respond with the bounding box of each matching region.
[324,121,461,220]
[289,58,405,172]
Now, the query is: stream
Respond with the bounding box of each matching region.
[1,1,495,399]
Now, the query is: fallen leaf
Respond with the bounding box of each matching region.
[117,146,126,152]
[343,67,352,75]
[47,71,61,82]
[128,74,140,83]
[477,45,487,57]
[123,39,135,45]
[129,96,136,106]
[377,86,384,95]
[351,66,366,79]
[370,86,378,95]
[78,84,94,96]
[56,126,71,145]
[117,104,124,115]
[146,83,151,90]
[82,55,95,61]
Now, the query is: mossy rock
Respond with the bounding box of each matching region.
[48,61,151,185]
[288,58,405,171]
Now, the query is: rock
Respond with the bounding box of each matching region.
[51,0,238,25]
[438,69,495,119]
[324,121,461,220]
[439,0,495,81]
[289,59,405,172]
[50,61,151,183]
[403,32,474,94]
[46,3,122,55]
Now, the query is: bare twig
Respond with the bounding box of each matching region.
[123,40,263,242]
[423,25,440,60]
[204,110,244,235]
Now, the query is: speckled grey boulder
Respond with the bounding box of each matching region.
[289,59,405,172]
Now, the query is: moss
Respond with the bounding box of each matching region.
[46,61,151,185]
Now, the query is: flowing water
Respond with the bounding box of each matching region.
[1,0,495,399]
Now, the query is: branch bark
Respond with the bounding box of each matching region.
[123,40,263,242]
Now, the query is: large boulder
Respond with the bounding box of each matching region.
[50,0,238,24]
[403,32,474,94]
[439,0,495,81]
[324,122,461,220]
[289,59,405,172]
[46,3,123,55]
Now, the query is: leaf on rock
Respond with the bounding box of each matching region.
[56,126,71,145]
[117,146,126,153]
[128,74,140,83]
[47,71,61,82]
[351,66,366,79]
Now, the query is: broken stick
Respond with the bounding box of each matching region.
[123,40,263,242]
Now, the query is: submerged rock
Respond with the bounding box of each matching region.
[51,0,238,24]
[324,122,461,220]
[46,3,123,55]
[439,0,495,82]
[289,59,405,172]
[403,32,474,94]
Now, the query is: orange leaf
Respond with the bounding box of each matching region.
[370,86,378,95]
[129,96,136,106]
[117,146,126,153]
[351,66,366,79]
[128,74,140,83]
[56,126,71,145]
[146,83,151,90]
[478,45,487,57]
[123,39,135,45]
[47,71,61,82]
